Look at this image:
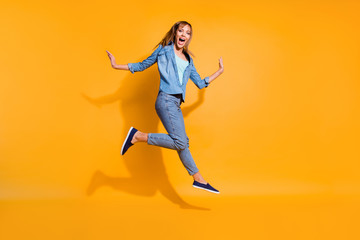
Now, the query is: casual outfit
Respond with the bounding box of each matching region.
[128,42,210,103]
[127,41,209,176]
[125,41,219,193]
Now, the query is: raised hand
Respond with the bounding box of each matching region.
[207,57,224,83]
[219,57,224,72]
[106,50,116,68]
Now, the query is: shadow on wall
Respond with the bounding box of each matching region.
[83,57,209,210]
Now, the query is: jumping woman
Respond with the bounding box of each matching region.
[106,21,224,194]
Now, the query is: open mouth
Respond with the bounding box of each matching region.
[178,38,186,44]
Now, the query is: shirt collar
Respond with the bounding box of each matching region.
[168,41,192,64]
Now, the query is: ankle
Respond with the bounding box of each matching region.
[193,173,207,184]
[131,131,139,144]
[195,178,207,184]
[132,131,148,144]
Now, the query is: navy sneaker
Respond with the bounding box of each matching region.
[121,127,138,155]
[193,180,220,194]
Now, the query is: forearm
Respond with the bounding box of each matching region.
[112,64,130,71]
[208,68,224,84]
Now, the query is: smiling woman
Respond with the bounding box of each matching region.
[156,21,194,58]
[106,21,224,194]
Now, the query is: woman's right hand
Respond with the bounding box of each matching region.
[106,50,116,68]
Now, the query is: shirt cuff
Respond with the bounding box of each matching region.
[128,63,135,74]
[204,77,210,88]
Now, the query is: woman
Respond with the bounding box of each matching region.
[106,21,224,194]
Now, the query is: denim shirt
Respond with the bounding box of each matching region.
[128,42,209,102]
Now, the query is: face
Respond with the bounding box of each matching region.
[175,24,191,50]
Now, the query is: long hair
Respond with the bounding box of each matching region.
[155,21,194,57]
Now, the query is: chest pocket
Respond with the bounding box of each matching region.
[157,50,172,71]
[157,50,167,64]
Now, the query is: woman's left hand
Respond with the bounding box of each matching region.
[219,57,224,72]
[207,57,224,83]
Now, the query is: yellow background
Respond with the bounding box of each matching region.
[1,0,359,239]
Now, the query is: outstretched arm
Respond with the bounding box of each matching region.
[106,45,162,73]
[208,57,224,84]
[190,57,224,89]
[106,50,130,71]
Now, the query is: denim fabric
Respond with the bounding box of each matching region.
[147,91,199,175]
[128,42,209,102]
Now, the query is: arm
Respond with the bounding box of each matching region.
[106,50,130,70]
[208,57,224,84]
[106,45,162,73]
[190,57,224,88]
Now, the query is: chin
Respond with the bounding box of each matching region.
[176,42,186,49]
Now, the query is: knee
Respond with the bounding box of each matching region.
[173,137,188,151]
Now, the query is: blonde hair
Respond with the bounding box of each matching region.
[155,21,194,57]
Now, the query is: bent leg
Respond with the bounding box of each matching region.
[177,140,199,176]
[147,92,199,175]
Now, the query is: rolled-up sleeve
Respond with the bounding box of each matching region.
[189,64,209,89]
[128,45,162,74]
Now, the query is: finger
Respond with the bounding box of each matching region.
[106,52,113,59]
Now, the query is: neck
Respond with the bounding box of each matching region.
[173,44,184,53]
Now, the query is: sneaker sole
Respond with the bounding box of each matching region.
[192,185,220,194]
[121,127,134,155]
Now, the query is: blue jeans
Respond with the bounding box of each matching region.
[147,91,199,175]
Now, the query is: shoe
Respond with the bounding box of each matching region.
[193,180,220,194]
[121,127,138,155]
